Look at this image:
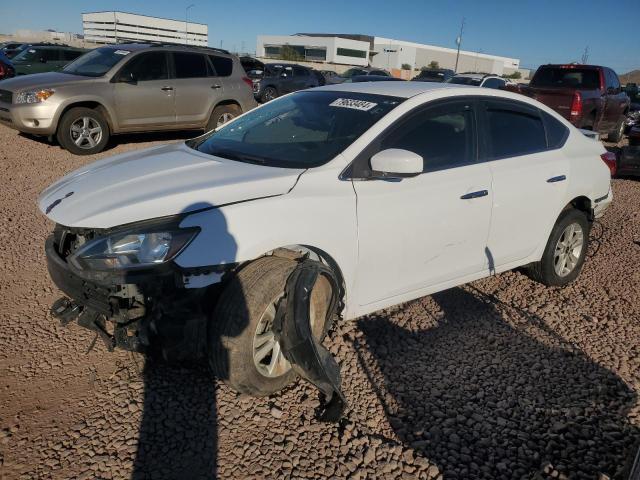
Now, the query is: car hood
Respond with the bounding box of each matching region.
[38,142,305,228]
[0,71,96,91]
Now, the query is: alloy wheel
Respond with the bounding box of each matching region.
[69,117,102,150]
[553,222,585,277]
[216,112,234,128]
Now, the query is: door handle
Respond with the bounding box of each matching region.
[211,84,222,89]
[547,175,566,183]
[460,190,488,200]
[161,86,174,91]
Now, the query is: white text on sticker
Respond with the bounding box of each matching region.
[329,98,378,111]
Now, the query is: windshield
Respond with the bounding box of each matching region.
[12,48,42,62]
[264,64,292,77]
[447,76,482,86]
[341,68,368,78]
[62,47,127,77]
[189,91,403,168]
[531,67,600,89]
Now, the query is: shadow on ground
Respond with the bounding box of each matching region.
[357,286,639,479]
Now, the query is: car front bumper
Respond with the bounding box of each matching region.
[45,235,212,359]
[0,98,59,135]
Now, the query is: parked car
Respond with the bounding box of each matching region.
[251,63,319,102]
[446,73,511,89]
[326,67,390,84]
[625,82,638,102]
[618,126,640,176]
[0,49,15,80]
[520,64,630,142]
[625,103,640,133]
[319,70,339,82]
[39,82,612,412]
[412,68,454,83]
[0,43,256,155]
[11,44,87,75]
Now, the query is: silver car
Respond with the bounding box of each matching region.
[0,43,257,154]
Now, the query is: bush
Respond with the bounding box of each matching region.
[280,45,303,61]
[428,61,439,69]
[401,63,412,70]
[503,71,522,79]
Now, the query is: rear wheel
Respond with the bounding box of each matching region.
[205,104,241,132]
[608,116,626,143]
[57,107,110,155]
[526,209,590,287]
[260,86,278,103]
[208,256,336,396]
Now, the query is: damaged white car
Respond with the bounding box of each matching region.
[39,82,612,420]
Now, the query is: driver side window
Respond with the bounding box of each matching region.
[381,102,475,173]
[119,52,168,82]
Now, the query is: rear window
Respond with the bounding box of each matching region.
[531,67,600,89]
[209,55,233,76]
[174,52,208,78]
[485,101,547,159]
[541,111,569,149]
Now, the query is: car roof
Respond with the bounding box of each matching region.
[100,43,232,56]
[315,81,468,98]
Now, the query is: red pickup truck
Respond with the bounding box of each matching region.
[520,64,630,142]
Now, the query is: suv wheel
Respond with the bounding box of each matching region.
[206,104,241,132]
[57,107,110,155]
[208,256,336,396]
[608,116,625,143]
[526,209,590,287]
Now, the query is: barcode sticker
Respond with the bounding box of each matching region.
[329,98,378,111]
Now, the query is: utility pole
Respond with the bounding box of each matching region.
[185,4,195,45]
[113,11,118,44]
[581,46,589,64]
[454,17,465,73]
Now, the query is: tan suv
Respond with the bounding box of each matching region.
[0,43,257,154]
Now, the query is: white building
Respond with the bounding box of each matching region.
[256,33,521,76]
[256,35,370,67]
[82,11,208,47]
[371,37,520,76]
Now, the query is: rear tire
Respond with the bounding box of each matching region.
[208,256,336,396]
[526,209,590,287]
[56,107,110,155]
[260,86,278,103]
[205,104,241,132]
[608,116,626,143]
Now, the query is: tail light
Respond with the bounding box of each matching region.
[570,92,583,118]
[241,77,253,90]
[600,151,617,177]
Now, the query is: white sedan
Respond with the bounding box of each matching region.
[39,82,612,410]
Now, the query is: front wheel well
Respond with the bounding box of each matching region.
[57,101,113,132]
[213,99,242,112]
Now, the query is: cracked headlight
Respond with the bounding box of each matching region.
[15,88,55,104]
[69,228,199,271]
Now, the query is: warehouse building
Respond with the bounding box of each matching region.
[82,11,208,46]
[256,33,521,76]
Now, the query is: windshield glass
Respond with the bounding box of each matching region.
[12,48,42,62]
[189,90,403,168]
[62,47,127,77]
[447,76,482,86]
[264,64,292,77]
[531,67,600,89]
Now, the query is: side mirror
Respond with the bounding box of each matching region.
[369,149,423,178]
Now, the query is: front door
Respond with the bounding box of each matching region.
[113,51,175,130]
[352,99,493,308]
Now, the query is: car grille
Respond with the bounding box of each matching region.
[0,89,12,104]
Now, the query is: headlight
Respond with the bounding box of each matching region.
[69,228,199,271]
[15,88,55,104]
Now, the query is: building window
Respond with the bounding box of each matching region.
[264,46,281,58]
[337,48,367,59]
[305,48,326,61]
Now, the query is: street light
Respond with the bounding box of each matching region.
[185,4,195,45]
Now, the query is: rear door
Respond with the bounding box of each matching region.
[353,99,493,306]
[172,51,219,128]
[208,54,240,97]
[113,51,175,129]
[481,99,570,267]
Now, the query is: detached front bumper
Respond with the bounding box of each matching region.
[0,99,58,134]
[45,235,211,359]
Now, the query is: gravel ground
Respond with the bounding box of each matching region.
[0,127,639,480]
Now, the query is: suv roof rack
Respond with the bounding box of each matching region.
[119,40,230,55]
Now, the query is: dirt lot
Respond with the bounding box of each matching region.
[0,127,639,480]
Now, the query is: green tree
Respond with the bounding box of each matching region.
[280,45,303,61]
[503,71,522,79]
[401,63,412,70]
[428,60,440,69]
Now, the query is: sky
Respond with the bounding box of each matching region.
[1,0,638,73]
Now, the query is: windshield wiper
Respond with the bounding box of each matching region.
[209,149,268,165]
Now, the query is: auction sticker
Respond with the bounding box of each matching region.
[114,50,131,55]
[330,98,377,111]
